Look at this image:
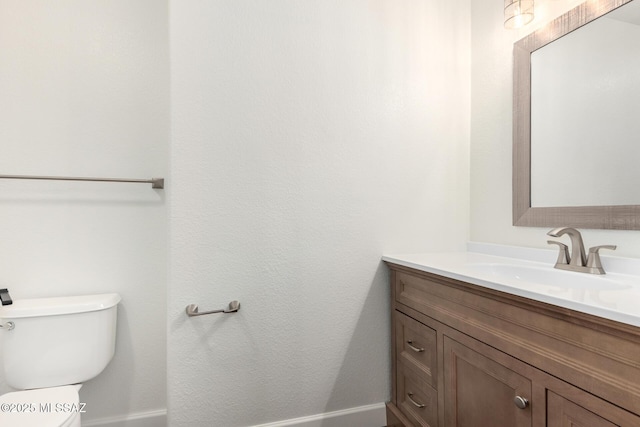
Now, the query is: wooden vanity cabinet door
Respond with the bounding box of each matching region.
[547,390,627,427]
[443,336,532,427]
[547,391,615,427]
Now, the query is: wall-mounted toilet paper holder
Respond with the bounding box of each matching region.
[186,300,240,317]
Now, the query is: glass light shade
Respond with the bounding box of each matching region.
[504,0,535,29]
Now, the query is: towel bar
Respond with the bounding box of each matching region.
[0,174,164,189]
[186,301,240,317]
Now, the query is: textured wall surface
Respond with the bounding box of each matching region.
[0,0,168,422]
[470,0,640,257]
[168,0,470,425]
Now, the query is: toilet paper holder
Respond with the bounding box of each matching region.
[186,300,240,317]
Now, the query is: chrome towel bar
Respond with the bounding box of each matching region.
[0,174,164,189]
[186,301,240,317]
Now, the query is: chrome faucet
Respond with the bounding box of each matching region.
[547,227,616,275]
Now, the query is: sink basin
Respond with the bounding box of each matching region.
[465,263,630,291]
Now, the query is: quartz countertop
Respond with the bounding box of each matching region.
[383,243,640,328]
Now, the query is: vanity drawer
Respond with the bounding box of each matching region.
[395,311,438,389]
[397,360,438,427]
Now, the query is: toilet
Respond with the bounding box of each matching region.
[0,293,121,427]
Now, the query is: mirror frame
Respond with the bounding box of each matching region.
[513,0,640,229]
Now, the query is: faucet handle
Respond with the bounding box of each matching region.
[547,240,570,265]
[586,245,617,274]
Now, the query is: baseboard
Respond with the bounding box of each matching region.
[252,402,387,427]
[81,408,167,427]
[80,403,385,427]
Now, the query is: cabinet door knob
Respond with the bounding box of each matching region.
[407,340,425,353]
[407,392,426,408]
[514,396,529,409]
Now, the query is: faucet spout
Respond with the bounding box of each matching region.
[547,227,587,267]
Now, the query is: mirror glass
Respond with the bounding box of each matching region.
[530,1,640,207]
[513,0,640,229]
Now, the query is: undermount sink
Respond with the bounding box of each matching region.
[464,262,630,291]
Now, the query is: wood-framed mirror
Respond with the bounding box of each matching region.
[513,0,640,229]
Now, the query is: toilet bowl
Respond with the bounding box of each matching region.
[0,293,120,426]
[0,384,82,427]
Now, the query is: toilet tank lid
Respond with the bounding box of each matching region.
[0,293,121,319]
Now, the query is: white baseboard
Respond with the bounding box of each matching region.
[81,408,167,427]
[251,402,387,427]
[80,403,385,427]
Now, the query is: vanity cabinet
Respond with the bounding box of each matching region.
[386,262,640,427]
[443,336,532,427]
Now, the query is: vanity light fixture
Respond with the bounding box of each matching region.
[504,0,534,29]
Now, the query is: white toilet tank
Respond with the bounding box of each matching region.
[0,293,121,390]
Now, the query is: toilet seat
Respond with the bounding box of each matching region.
[0,385,81,427]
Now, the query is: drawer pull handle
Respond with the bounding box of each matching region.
[514,396,529,409]
[407,340,425,353]
[407,392,425,408]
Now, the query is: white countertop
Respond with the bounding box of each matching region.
[383,243,640,328]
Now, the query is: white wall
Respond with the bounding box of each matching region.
[470,0,640,258]
[0,1,168,424]
[168,0,470,426]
